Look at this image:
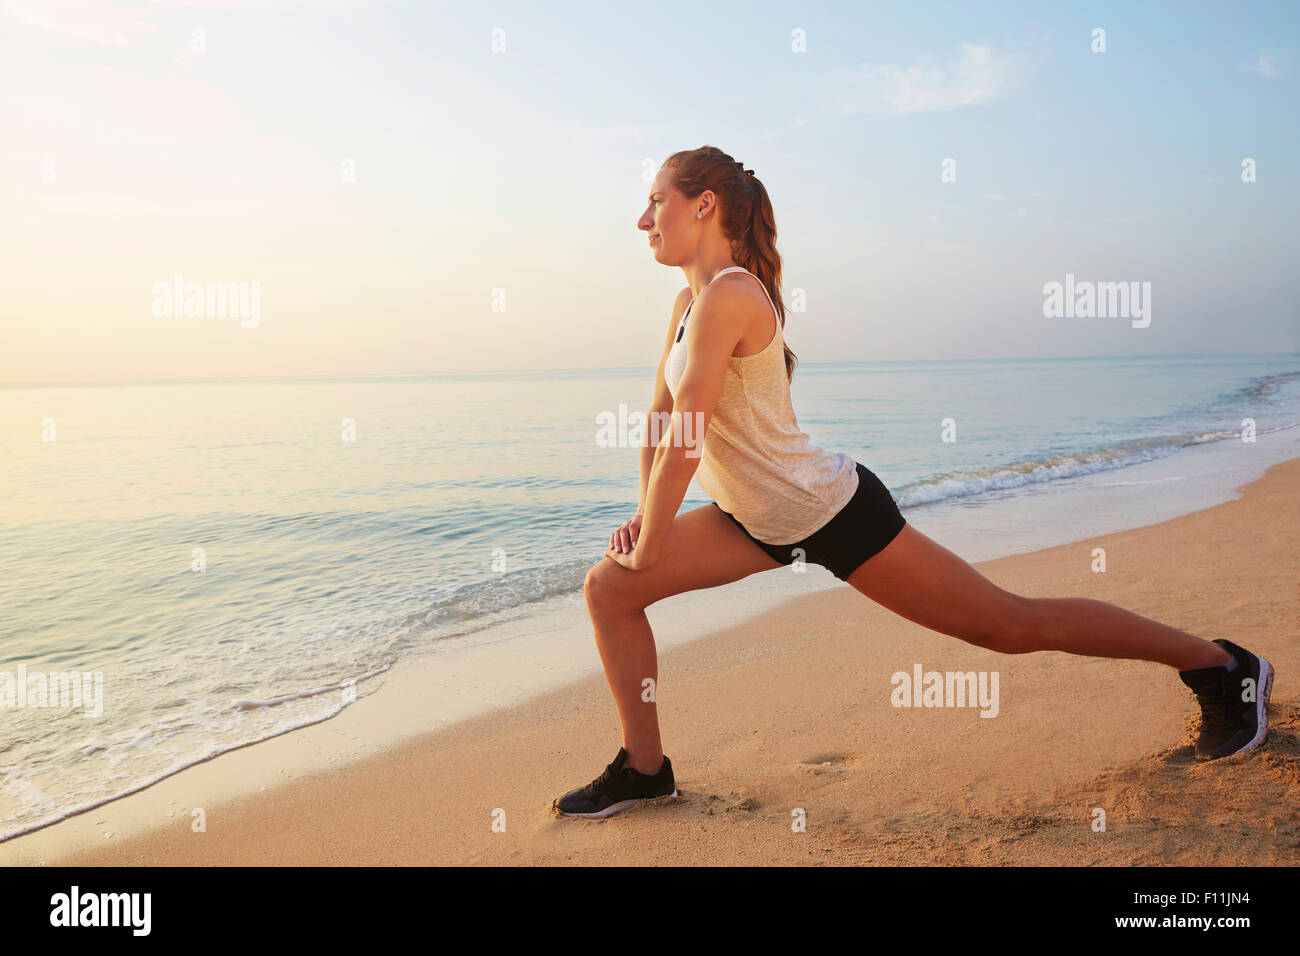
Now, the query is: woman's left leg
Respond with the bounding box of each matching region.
[846,522,1232,671]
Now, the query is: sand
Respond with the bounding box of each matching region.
[7,457,1298,866]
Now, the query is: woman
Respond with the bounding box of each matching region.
[553,145,1275,819]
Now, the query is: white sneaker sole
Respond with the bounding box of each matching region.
[555,790,678,819]
[1240,656,1274,754]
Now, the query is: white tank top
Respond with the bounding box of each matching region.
[663,266,858,545]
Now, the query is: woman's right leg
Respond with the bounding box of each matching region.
[583,503,783,774]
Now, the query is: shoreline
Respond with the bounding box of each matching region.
[5,454,1297,866]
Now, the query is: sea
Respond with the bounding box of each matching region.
[2,353,1298,842]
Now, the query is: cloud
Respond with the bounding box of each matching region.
[0,0,156,47]
[837,43,1032,114]
[566,123,677,153]
[759,115,812,141]
[0,0,337,46]
[1240,53,1282,78]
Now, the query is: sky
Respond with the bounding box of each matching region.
[1,0,1297,385]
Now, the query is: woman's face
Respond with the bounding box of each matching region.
[638,169,704,264]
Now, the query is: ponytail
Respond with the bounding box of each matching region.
[662,147,798,382]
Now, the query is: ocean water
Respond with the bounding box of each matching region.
[2,353,1298,841]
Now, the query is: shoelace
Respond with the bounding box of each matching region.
[1193,670,1249,730]
[1195,687,1228,729]
[583,760,621,796]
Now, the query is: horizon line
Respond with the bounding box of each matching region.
[3,350,1297,390]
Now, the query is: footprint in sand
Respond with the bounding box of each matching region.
[797,753,862,774]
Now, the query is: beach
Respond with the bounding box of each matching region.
[4,0,1299,879]
[6,453,1296,867]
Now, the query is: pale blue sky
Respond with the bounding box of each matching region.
[1,0,1296,383]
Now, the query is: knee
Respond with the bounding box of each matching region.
[583,558,625,614]
[977,595,1043,655]
[583,560,608,607]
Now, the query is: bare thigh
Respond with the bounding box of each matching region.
[585,503,783,612]
[845,521,1035,651]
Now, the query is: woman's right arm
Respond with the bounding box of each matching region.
[637,285,694,514]
[611,287,692,556]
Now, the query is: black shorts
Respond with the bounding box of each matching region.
[715,461,907,582]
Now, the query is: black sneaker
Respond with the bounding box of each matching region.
[1178,638,1274,760]
[553,746,677,818]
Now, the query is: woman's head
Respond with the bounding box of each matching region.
[639,145,797,381]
